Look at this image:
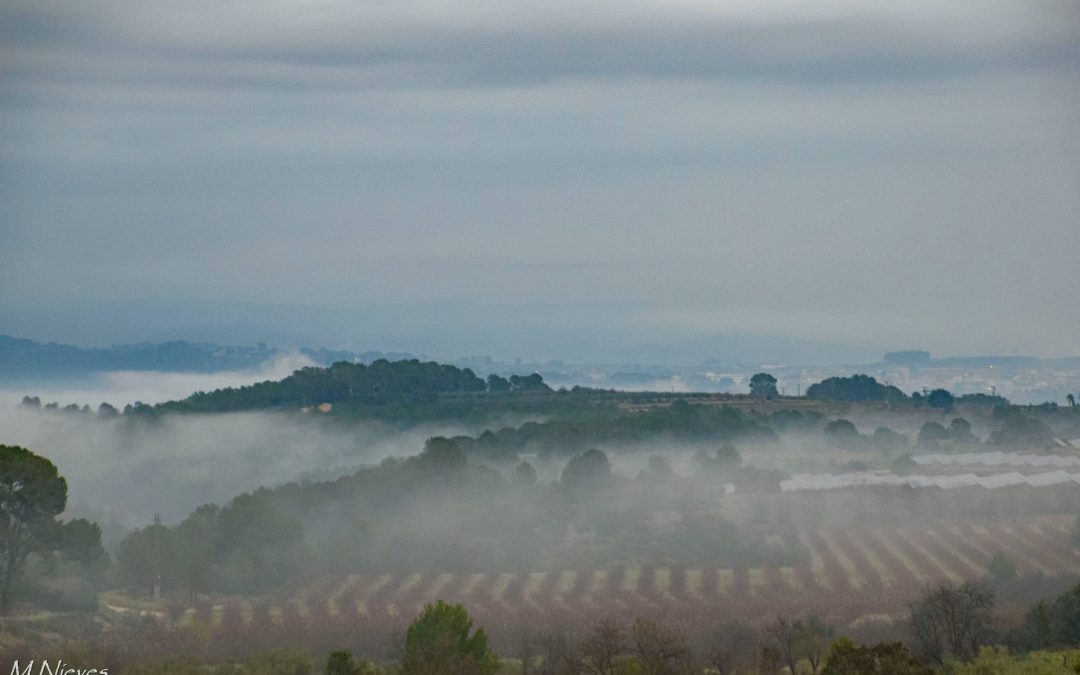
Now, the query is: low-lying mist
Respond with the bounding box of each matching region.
[0,354,315,408]
[0,404,485,529]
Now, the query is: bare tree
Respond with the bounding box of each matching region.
[517,629,536,675]
[580,617,625,675]
[631,618,695,675]
[798,615,834,673]
[538,623,581,675]
[909,580,995,665]
[700,620,758,675]
[764,616,800,675]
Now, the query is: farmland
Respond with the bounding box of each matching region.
[125,514,1079,655]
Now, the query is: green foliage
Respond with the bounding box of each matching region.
[991,407,1055,447]
[927,388,955,410]
[402,600,498,675]
[918,421,950,446]
[438,400,775,461]
[824,419,861,450]
[117,490,307,596]
[949,418,976,444]
[326,650,377,675]
[630,617,694,675]
[508,373,551,392]
[946,646,1080,675]
[153,359,488,414]
[1044,582,1080,647]
[806,375,907,402]
[956,393,1010,408]
[822,637,932,675]
[0,444,101,615]
[749,372,778,399]
[872,426,908,453]
[561,449,613,489]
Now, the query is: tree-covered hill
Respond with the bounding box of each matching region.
[151,360,489,413]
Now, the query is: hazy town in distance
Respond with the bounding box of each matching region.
[2,1,1080,674]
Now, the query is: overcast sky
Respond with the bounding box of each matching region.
[1,1,1078,363]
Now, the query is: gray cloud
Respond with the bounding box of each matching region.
[1,1,1078,362]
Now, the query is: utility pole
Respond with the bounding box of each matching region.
[153,514,161,601]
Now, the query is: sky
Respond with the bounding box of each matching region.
[1,0,1078,364]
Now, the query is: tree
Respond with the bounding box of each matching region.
[764,616,801,675]
[1036,580,1080,647]
[948,418,975,444]
[536,622,579,675]
[0,445,99,615]
[644,455,675,481]
[174,504,221,599]
[701,620,757,675]
[1067,393,1076,408]
[821,637,932,675]
[631,618,694,675]
[990,407,1054,447]
[749,373,779,399]
[402,601,498,675]
[487,374,510,392]
[715,444,741,466]
[926,389,955,410]
[917,421,950,446]
[326,650,376,675]
[806,375,906,403]
[561,449,613,490]
[799,615,834,673]
[908,581,995,665]
[580,617,625,675]
[824,419,861,450]
[509,373,551,392]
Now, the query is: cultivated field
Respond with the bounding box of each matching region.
[146,515,1079,646]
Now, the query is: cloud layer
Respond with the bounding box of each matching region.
[2,1,1078,360]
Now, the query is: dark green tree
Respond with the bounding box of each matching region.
[402,600,498,675]
[821,637,932,675]
[917,422,950,446]
[806,375,906,403]
[749,373,779,399]
[948,418,975,444]
[561,449,613,490]
[824,419,861,450]
[326,650,376,675]
[486,374,510,392]
[872,427,907,453]
[926,389,955,410]
[1,445,101,614]
[509,373,550,392]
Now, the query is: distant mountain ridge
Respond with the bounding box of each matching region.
[0,334,416,380]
